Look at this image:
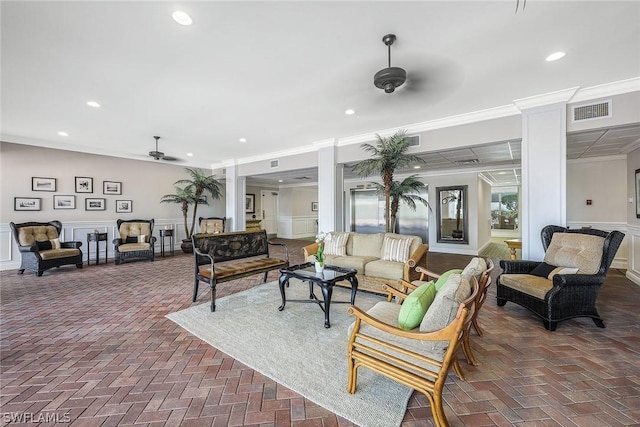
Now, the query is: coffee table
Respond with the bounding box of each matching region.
[278,262,358,328]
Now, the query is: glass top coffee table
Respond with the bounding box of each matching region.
[278,262,358,328]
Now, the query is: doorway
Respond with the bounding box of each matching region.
[260,191,279,236]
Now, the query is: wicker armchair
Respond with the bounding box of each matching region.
[199,216,226,234]
[10,220,83,276]
[113,219,156,265]
[497,225,624,331]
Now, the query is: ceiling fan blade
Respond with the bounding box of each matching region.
[161,155,181,162]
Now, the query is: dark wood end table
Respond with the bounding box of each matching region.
[87,232,108,265]
[278,262,358,328]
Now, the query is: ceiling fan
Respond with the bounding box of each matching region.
[373,34,407,93]
[148,136,179,161]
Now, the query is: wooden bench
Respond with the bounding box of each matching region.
[192,230,289,311]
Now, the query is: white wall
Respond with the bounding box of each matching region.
[276,186,318,239]
[0,142,225,269]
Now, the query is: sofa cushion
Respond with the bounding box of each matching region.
[324,232,349,256]
[398,281,436,330]
[381,236,412,263]
[499,274,553,299]
[325,255,377,274]
[364,259,405,281]
[39,248,81,260]
[201,219,224,234]
[544,233,605,275]
[351,233,384,257]
[530,262,556,278]
[118,242,151,252]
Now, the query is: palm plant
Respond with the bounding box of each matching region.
[174,167,223,238]
[370,175,430,233]
[352,130,424,232]
[160,186,201,239]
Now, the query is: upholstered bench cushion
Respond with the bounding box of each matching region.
[18,225,59,246]
[200,257,288,281]
[39,248,81,260]
[117,242,151,252]
[499,274,553,299]
[544,233,605,275]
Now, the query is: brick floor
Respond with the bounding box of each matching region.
[1,238,639,426]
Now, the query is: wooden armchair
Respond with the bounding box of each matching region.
[347,274,478,427]
[113,219,156,265]
[10,220,83,276]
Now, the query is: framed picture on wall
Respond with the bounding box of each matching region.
[311,202,318,212]
[245,194,255,213]
[116,200,132,213]
[85,198,106,211]
[14,197,41,211]
[103,181,122,195]
[75,177,93,193]
[32,177,56,192]
[54,195,75,209]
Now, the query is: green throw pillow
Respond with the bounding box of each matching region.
[398,281,436,330]
[434,269,463,291]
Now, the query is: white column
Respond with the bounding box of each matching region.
[225,164,246,231]
[318,144,342,233]
[516,88,578,260]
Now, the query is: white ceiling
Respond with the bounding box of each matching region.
[2,1,640,184]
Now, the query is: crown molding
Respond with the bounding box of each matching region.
[513,87,580,111]
[569,77,640,104]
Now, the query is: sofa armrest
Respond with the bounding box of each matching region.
[404,243,429,282]
[499,260,541,274]
[302,242,320,259]
[61,241,82,249]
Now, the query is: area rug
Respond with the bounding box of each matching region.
[166,281,413,427]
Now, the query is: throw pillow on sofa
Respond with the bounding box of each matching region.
[381,236,412,263]
[398,281,436,330]
[324,232,349,256]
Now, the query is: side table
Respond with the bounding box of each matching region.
[87,232,108,265]
[160,229,174,257]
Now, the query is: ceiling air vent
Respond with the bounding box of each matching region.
[455,158,479,165]
[406,135,420,147]
[572,100,611,122]
[270,159,279,168]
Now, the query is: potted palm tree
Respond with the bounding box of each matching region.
[353,130,424,232]
[372,175,430,232]
[161,168,223,253]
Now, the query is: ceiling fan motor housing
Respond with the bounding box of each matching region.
[374,67,407,93]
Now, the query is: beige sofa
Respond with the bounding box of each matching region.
[302,232,428,294]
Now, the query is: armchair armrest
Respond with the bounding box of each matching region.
[61,241,82,249]
[18,243,38,253]
[302,242,320,259]
[415,266,441,281]
[404,243,429,283]
[383,284,410,303]
[149,236,157,244]
[194,247,215,271]
[268,241,289,262]
[499,260,541,274]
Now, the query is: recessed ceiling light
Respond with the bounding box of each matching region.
[86,101,100,108]
[345,109,355,115]
[278,180,283,183]
[413,166,421,169]
[172,10,193,26]
[497,171,507,175]
[58,131,68,136]
[545,51,566,62]
[187,152,193,157]
[239,138,247,143]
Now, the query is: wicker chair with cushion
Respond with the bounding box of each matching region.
[199,216,226,234]
[113,219,156,265]
[497,225,624,331]
[10,220,83,276]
